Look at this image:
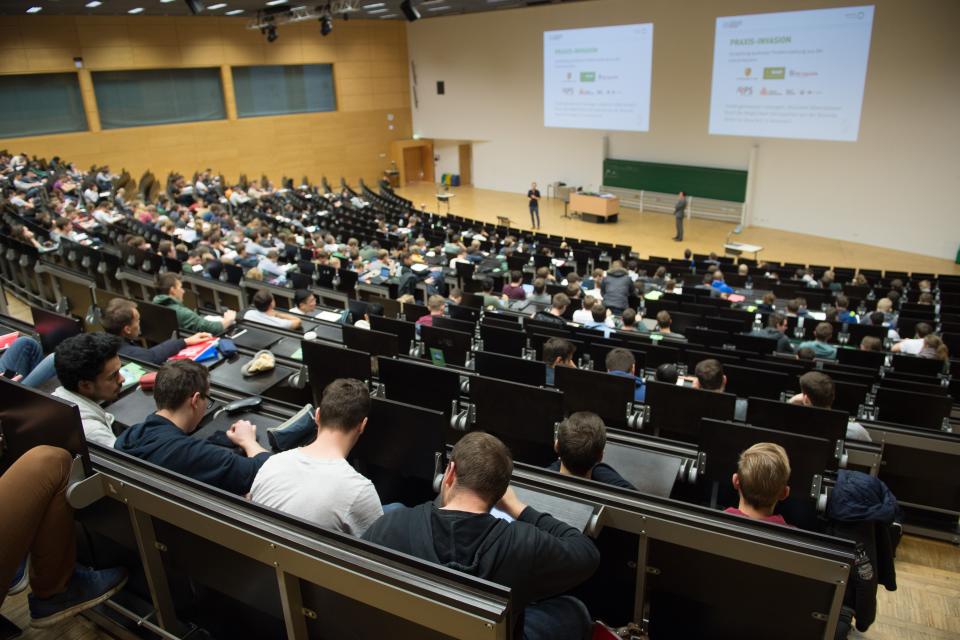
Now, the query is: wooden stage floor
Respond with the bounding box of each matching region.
[397,184,960,277]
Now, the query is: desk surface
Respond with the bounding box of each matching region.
[514,485,597,532]
[602,443,681,498]
[209,356,296,396]
[724,242,763,253]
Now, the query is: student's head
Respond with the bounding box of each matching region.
[733,443,791,515]
[366,302,384,319]
[55,333,124,402]
[768,312,787,332]
[554,412,607,478]
[154,360,210,431]
[157,272,184,300]
[655,363,679,384]
[798,371,835,408]
[427,294,446,314]
[621,308,637,328]
[835,294,849,311]
[532,278,546,296]
[814,322,833,343]
[656,310,672,330]
[694,359,726,392]
[101,298,141,339]
[914,322,933,339]
[762,292,776,306]
[684,248,692,260]
[509,270,522,285]
[918,279,932,293]
[886,290,901,305]
[551,292,571,314]
[295,289,317,314]
[868,311,885,327]
[918,292,934,305]
[442,432,513,510]
[591,304,607,323]
[876,298,893,313]
[796,347,816,361]
[565,283,581,299]
[605,348,635,375]
[252,288,276,313]
[738,263,749,276]
[448,288,463,304]
[922,335,949,361]
[786,298,800,315]
[543,337,576,368]
[316,378,370,439]
[860,336,882,352]
[582,295,597,311]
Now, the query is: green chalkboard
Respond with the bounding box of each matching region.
[603,159,748,203]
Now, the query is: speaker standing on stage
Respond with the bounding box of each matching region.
[528,182,541,229]
[673,191,687,241]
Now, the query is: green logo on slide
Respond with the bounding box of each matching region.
[580,71,596,82]
[763,67,785,79]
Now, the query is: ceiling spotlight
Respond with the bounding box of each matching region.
[265,25,278,42]
[320,15,333,36]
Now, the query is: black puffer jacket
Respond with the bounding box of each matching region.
[826,470,900,637]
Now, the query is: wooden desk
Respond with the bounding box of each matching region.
[569,193,619,223]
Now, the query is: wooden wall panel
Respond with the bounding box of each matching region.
[0,15,413,188]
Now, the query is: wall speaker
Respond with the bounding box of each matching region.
[400,0,420,22]
[184,0,205,15]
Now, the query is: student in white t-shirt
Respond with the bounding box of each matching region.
[892,322,934,356]
[572,295,597,325]
[250,379,383,536]
[243,289,302,330]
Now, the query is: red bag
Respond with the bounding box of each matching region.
[139,372,158,391]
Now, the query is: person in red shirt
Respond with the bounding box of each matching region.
[416,295,446,327]
[501,271,527,301]
[724,442,792,526]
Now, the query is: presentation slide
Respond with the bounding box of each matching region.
[709,6,874,141]
[544,24,653,132]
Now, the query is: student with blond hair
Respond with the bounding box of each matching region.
[725,442,792,526]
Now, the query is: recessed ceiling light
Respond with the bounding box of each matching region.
[128,7,144,13]
[225,8,244,14]
[265,0,288,6]
[26,6,42,13]
[368,7,387,13]
[207,2,227,8]
[85,1,103,7]
[379,13,396,18]
[160,0,176,3]
[362,2,385,7]
[427,5,451,10]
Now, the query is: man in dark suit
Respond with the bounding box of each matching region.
[673,190,687,241]
[528,182,541,229]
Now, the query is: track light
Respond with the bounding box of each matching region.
[266,25,278,41]
[320,15,333,36]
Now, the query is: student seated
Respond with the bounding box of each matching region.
[693,359,747,421]
[533,292,570,327]
[243,289,302,330]
[362,432,600,640]
[583,304,612,337]
[572,295,596,325]
[479,278,504,309]
[749,312,792,353]
[52,333,124,447]
[605,348,646,402]
[619,308,645,333]
[797,322,838,359]
[101,298,212,365]
[788,371,871,441]
[654,363,679,384]
[353,302,383,330]
[655,310,686,341]
[115,360,273,495]
[757,292,776,313]
[891,322,932,355]
[501,270,526,301]
[416,294,446,328]
[724,442,792,526]
[251,379,383,536]
[1,446,129,629]
[543,337,576,385]
[549,411,634,489]
[917,334,949,365]
[291,289,318,316]
[153,273,235,335]
[860,336,883,352]
[526,277,551,304]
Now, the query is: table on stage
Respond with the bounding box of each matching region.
[723,241,764,262]
[436,192,455,213]
[569,193,619,223]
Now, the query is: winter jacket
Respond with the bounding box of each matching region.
[826,470,900,637]
[600,269,635,310]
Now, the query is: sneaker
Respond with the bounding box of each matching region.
[29,566,128,628]
[7,559,28,596]
[267,404,316,451]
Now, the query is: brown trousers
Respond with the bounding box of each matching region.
[0,446,76,607]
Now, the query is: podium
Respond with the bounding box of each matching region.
[569,193,619,223]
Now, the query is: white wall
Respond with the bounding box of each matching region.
[434,141,460,178]
[406,0,960,260]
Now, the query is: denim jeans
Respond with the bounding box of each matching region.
[0,337,57,387]
[522,595,592,640]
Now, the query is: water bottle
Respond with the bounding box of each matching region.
[752,313,763,332]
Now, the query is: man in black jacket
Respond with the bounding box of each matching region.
[549,412,634,489]
[362,432,599,640]
[101,298,212,365]
[532,292,570,327]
